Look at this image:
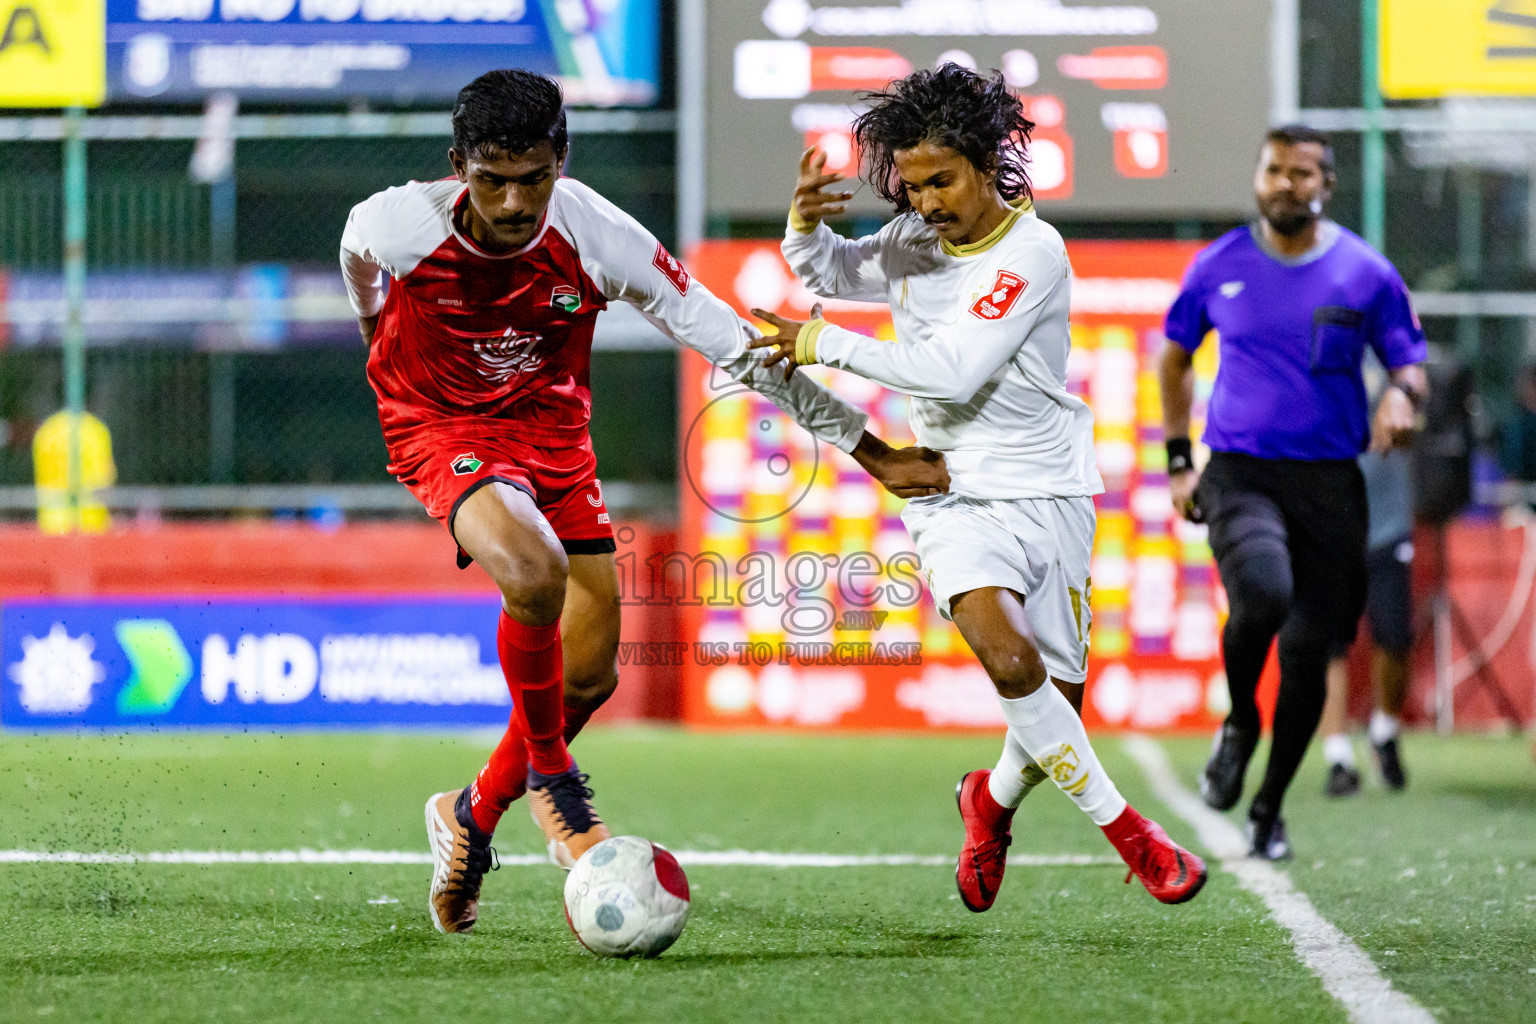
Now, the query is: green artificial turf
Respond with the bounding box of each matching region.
[1160,732,1536,1024]
[0,729,1529,1023]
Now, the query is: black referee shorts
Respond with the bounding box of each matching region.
[1197,451,1368,648]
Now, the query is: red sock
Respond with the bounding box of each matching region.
[499,611,572,777]
[468,712,529,835]
[563,701,595,744]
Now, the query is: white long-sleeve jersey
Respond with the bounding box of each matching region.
[782,204,1103,499]
[340,176,867,452]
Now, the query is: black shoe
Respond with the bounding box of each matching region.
[1324,763,1361,798]
[1246,814,1293,861]
[1200,720,1260,811]
[1374,737,1407,791]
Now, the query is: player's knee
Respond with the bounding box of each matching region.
[566,666,618,712]
[973,638,1049,700]
[490,548,569,624]
[1229,562,1291,629]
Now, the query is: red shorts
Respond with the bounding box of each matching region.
[387,430,615,568]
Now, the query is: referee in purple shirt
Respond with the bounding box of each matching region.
[1159,125,1428,860]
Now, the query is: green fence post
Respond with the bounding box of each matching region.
[62,106,88,527]
[1361,0,1385,252]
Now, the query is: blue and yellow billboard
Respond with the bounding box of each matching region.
[105,0,658,104]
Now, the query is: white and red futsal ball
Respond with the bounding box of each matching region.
[563,836,690,958]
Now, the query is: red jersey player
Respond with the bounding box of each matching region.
[339,69,949,934]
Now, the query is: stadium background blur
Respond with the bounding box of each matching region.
[2,3,1536,1021]
[4,0,1532,733]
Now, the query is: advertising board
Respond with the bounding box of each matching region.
[105,0,658,104]
[706,0,1270,221]
[0,0,106,107]
[1381,0,1536,99]
[678,237,1229,731]
[1,597,511,729]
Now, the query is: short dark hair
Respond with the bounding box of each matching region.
[852,64,1035,214]
[1265,123,1335,178]
[452,69,568,161]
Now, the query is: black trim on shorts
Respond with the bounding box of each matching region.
[561,536,617,555]
[448,475,537,570]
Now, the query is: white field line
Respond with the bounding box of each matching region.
[0,848,1120,869]
[1122,735,1436,1024]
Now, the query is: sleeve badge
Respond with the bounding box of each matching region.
[970,270,1028,320]
[652,243,691,296]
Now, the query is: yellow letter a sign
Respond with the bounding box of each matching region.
[0,0,105,107]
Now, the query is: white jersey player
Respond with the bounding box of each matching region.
[752,65,1206,910]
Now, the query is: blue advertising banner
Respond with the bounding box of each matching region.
[107,0,659,105]
[0,598,512,729]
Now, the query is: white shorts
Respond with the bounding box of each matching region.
[901,493,1095,684]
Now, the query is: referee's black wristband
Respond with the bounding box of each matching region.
[1166,437,1194,475]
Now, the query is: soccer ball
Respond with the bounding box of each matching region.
[563,836,690,958]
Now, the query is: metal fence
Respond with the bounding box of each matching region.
[1,103,1534,516]
[0,111,681,513]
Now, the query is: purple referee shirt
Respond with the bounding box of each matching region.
[1163,222,1427,461]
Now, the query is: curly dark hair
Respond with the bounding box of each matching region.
[452,69,568,161]
[851,64,1035,214]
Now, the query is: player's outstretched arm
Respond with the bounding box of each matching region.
[562,180,876,456]
[753,239,1061,402]
[780,148,891,303]
[749,247,1057,404]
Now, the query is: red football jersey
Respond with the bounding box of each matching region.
[341,176,867,452]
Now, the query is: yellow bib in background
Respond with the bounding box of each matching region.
[33,410,115,534]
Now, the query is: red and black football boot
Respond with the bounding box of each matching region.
[954,769,1015,913]
[1102,804,1208,905]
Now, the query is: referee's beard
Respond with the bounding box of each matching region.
[1259,195,1318,238]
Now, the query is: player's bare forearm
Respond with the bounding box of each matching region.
[1159,342,1195,442]
[851,430,950,498]
[1371,362,1428,452]
[1159,342,1201,518]
[358,314,380,346]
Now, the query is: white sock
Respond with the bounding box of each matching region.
[996,684,1128,827]
[1369,711,1400,746]
[1323,733,1356,768]
[987,729,1048,809]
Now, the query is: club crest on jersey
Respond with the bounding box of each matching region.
[451,454,483,476]
[653,243,690,296]
[473,330,543,382]
[970,271,1027,320]
[550,285,581,313]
